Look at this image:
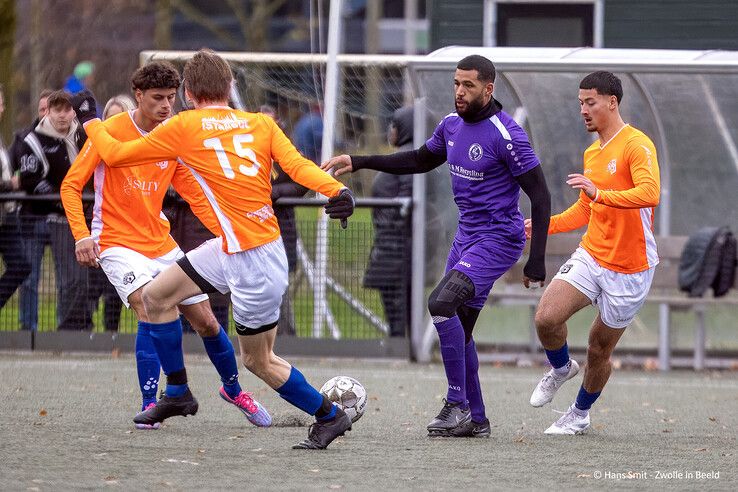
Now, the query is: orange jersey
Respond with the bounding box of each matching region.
[549,124,660,273]
[85,107,344,253]
[61,110,221,258]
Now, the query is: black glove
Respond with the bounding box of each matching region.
[324,188,354,229]
[71,90,98,124]
[523,257,546,283]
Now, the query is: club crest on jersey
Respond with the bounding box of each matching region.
[468,143,483,162]
[122,272,136,285]
[155,160,168,169]
[607,159,617,175]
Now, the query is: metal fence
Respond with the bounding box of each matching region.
[0,194,412,351]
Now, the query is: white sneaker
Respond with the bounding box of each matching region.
[544,404,590,435]
[530,359,579,407]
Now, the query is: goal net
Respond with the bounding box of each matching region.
[140,51,429,348]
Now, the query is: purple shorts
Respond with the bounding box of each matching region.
[445,236,524,309]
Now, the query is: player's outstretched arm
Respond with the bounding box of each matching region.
[329,145,446,176]
[516,165,551,288]
[74,90,181,168]
[60,139,102,268]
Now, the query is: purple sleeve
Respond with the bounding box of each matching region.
[424,118,447,155]
[499,127,540,177]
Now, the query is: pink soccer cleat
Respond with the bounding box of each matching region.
[135,402,161,430]
[219,387,272,427]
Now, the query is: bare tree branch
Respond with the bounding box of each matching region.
[170,0,241,50]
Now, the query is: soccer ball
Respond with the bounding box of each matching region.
[319,376,367,423]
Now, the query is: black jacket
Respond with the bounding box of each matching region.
[15,121,86,216]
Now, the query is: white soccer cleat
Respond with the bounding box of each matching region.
[530,359,579,407]
[544,404,590,435]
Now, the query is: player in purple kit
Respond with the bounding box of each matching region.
[322,55,551,437]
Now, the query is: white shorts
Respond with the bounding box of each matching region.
[553,247,655,329]
[99,246,209,308]
[184,237,288,329]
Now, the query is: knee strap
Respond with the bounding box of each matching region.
[427,269,475,319]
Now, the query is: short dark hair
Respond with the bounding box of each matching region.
[580,71,623,104]
[456,55,496,83]
[47,90,72,110]
[131,61,181,92]
[183,48,233,103]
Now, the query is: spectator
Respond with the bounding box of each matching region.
[64,61,95,95]
[15,90,91,330]
[102,94,135,119]
[293,101,323,163]
[363,106,414,337]
[0,84,31,311]
[85,95,136,331]
[263,104,305,336]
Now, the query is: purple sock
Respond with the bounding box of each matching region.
[465,339,486,422]
[435,316,466,406]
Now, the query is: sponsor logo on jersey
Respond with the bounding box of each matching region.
[448,164,484,181]
[246,204,275,223]
[123,176,160,196]
[201,113,249,131]
[468,143,483,162]
[154,160,168,170]
[448,140,454,147]
[122,271,136,285]
[459,261,472,268]
[607,159,617,175]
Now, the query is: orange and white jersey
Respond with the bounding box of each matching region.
[549,124,660,273]
[84,107,344,254]
[61,110,221,258]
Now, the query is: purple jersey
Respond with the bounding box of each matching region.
[425,110,540,241]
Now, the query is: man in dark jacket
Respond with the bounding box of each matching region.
[0,84,31,311]
[15,90,91,330]
[364,106,414,337]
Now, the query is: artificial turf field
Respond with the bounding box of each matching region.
[0,352,735,490]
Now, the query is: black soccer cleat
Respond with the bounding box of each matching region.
[292,407,352,450]
[427,399,471,437]
[133,389,199,425]
[451,417,491,438]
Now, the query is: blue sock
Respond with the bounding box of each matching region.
[435,316,467,407]
[201,327,242,398]
[318,404,337,422]
[575,385,601,411]
[465,339,486,422]
[135,321,161,409]
[276,366,324,415]
[545,342,570,369]
[144,319,188,397]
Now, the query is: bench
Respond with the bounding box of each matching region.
[491,233,738,370]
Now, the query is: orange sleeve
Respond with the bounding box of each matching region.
[60,139,98,242]
[549,192,591,234]
[84,117,182,167]
[267,118,344,198]
[594,138,660,209]
[170,162,222,237]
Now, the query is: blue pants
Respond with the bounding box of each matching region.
[0,213,31,310]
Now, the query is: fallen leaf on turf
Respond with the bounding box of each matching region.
[654,408,665,413]
[197,449,205,454]
[577,473,592,478]
[708,417,717,422]
[39,409,47,416]
[662,429,671,433]
[104,476,117,481]
[228,435,244,440]
[309,469,320,473]
[328,485,343,489]
[250,448,262,452]
[694,448,707,452]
